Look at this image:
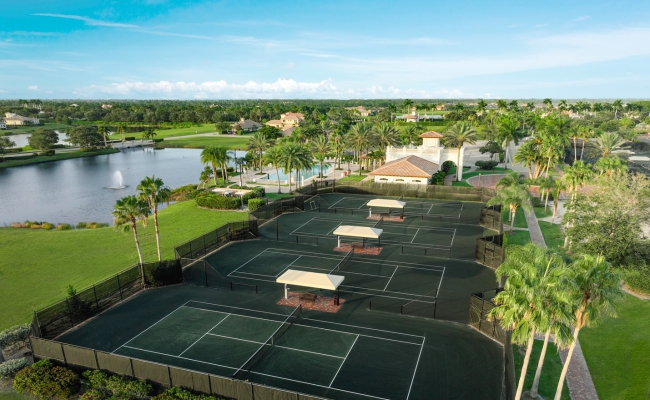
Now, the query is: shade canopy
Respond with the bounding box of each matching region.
[366,199,406,209]
[276,269,345,290]
[333,225,383,239]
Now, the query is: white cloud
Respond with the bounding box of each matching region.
[28,85,39,90]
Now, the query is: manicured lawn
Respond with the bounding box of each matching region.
[581,294,650,400]
[0,391,31,400]
[108,123,218,140]
[513,341,570,400]
[264,193,293,200]
[538,221,564,249]
[156,136,252,149]
[502,207,527,229]
[461,168,507,180]
[0,148,119,169]
[337,174,367,183]
[2,122,72,135]
[534,206,553,219]
[504,230,531,246]
[452,181,473,187]
[0,201,246,330]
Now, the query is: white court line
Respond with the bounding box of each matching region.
[343,285,437,300]
[326,221,343,235]
[112,301,189,354]
[436,267,445,298]
[358,200,369,209]
[327,197,346,209]
[329,335,359,387]
[275,345,344,359]
[383,266,399,291]
[232,271,277,278]
[186,300,288,317]
[248,370,390,400]
[178,314,231,357]
[286,231,451,250]
[300,317,424,339]
[410,228,420,243]
[406,338,426,400]
[289,218,317,235]
[264,248,446,271]
[311,217,457,233]
[184,306,284,323]
[294,264,387,278]
[274,255,302,277]
[427,204,434,215]
[294,323,420,346]
[229,249,269,275]
[205,333,264,345]
[121,345,237,370]
[450,228,457,246]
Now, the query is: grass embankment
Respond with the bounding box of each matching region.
[502,207,528,229]
[513,341,570,400]
[0,148,119,169]
[581,294,650,400]
[337,173,367,183]
[538,221,564,249]
[156,136,251,149]
[2,123,72,135]
[504,230,531,246]
[264,193,293,200]
[108,123,218,140]
[0,201,246,330]
[461,168,507,180]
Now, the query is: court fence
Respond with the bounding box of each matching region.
[29,336,327,400]
[475,234,506,269]
[480,205,503,233]
[174,219,257,260]
[180,258,259,294]
[31,261,182,340]
[248,195,318,226]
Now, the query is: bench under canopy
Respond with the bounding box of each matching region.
[366,199,406,209]
[332,225,383,247]
[276,269,345,300]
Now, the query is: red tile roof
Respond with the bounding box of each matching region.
[369,156,439,178]
[419,131,444,138]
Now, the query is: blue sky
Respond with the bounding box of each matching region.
[1,0,650,99]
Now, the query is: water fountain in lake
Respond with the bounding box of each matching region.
[107,171,127,189]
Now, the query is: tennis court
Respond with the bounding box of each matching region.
[112,300,425,400]
[228,247,443,301]
[325,195,463,219]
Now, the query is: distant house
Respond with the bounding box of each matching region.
[4,113,39,126]
[405,113,418,122]
[265,119,284,128]
[265,112,305,130]
[369,155,439,185]
[435,105,446,111]
[232,118,262,132]
[70,104,79,107]
[101,104,113,109]
[0,119,6,129]
[346,106,374,116]
[282,126,296,137]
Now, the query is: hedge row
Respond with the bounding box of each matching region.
[0,358,28,379]
[0,324,31,349]
[195,193,240,210]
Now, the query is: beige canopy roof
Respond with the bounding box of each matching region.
[366,199,406,209]
[333,225,383,239]
[276,269,345,290]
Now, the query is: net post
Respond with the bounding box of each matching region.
[369,301,372,310]
[400,305,403,315]
[433,300,437,319]
[230,282,233,291]
[255,285,258,294]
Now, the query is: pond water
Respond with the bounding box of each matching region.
[0,148,246,225]
[5,131,69,148]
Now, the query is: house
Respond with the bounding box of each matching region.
[0,119,6,129]
[383,131,466,180]
[4,113,40,126]
[280,112,304,126]
[265,119,284,128]
[346,106,374,116]
[282,126,295,137]
[101,104,113,109]
[435,105,446,111]
[231,118,262,132]
[369,155,438,184]
[405,113,419,122]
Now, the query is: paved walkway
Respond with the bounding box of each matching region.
[524,209,599,400]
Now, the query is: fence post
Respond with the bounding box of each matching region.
[117,274,123,300]
[204,262,208,287]
[94,349,100,370]
[276,218,279,241]
[93,285,99,310]
[60,343,67,367]
[433,300,437,319]
[168,366,173,388]
[129,358,135,377]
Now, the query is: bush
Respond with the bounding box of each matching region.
[154,387,225,400]
[80,147,99,152]
[428,171,447,185]
[51,144,66,149]
[57,223,72,231]
[0,324,31,349]
[0,358,29,378]
[170,184,199,201]
[3,148,23,154]
[475,160,498,170]
[247,198,266,212]
[86,222,108,229]
[42,223,54,230]
[195,193,240,210]
[81,370,152,400]
[143,260,183,287]
[125,137,136,141]
[39,150,55,156]
[152,138,164,143]
[625,267,650,295]
[6,154,37,161]
[14,360,80,399]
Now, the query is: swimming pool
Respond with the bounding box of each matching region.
[264,165,329,181]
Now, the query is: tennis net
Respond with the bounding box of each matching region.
[232,305,302,379]
[398,195,404,201]
[333,249,354,272]
[373,215,384,229]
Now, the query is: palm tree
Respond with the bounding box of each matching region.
[543,98,553,110]
[490,244,572,400]
[497,115,524,169]
[346,123,374,175]
[442,121,478,181]
[539,130,569,178]
[594,156,627,176]
[247,132,272,174]
[200,146,230,186]
[309,135,332,180]
[594,131,627,158]
[562,160,592,201]
[113,196,150,283]
[279,142,312,192]
[141,128,157,142]
[554,255,623,400]
[402,99,414,113]
[488,185,532,231]
[612,99,623,119]
[330,131,346,169]
[137,176,170,262]
[264,146,284,194]
[477,99,488,113]
[373,123,400,162]
[116,124,126,143]
[198,166,213,189]
[97,124,110,148]
[551,179,566,222]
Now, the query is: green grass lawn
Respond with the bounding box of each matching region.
[461,168,507,180]
[504,230,531,246]
[0,148,119,169]
[264,193,293,200]
[513,341,570,400]
[156,136,252,149]
[337,173,367,183]
[0,201,246,330]
[108,123,219,140]
[0,391,31,400]
[580,294,650,400]
[538,221,564,249]
[534,206,553,219]
[2,122,72,135]
[502,207,528,229]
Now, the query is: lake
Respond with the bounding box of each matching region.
[0,148,245,225]
[5,131,69,148]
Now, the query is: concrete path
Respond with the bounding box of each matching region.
[524,208,599,400]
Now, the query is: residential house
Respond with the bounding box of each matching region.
[232,118,262,132]
[101,104,113,109]
[282,126,296,137]
[265,112,305,130]
[346,106,374,116]
[265,119,284,128]
[369,155,438,184]
[0,119,6,129]
[435,105,446,111]
[4,113,40,126]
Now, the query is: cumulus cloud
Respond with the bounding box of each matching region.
[28,85,39,91]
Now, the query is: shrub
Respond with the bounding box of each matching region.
[4,148,23,154]
[441,161,454,173]
[86,222,108,229]
[42,223,54,230]
[247,198,266,212]
[152,138,164,143]
[143,260,183,287]
[51,144,65,149]
[0,358,29,378]
[39,150,55,156]
[77,222,87,229]
[428,171,447,185]
[195,193,240,210]
[81,370,151,400]
[30,224,42,229]
[57,223,72,231]
[0,324,31,349]
[170,184,199,201]
[14,360,80,399]
[154,387,225,400]
[23,145,33,151]
[79,147,99,152]
[625,267,650,295]
[80,388,104,400]
[475,160,498,170]
[7,154,37,161]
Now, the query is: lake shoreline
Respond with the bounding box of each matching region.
[0,148,120,169]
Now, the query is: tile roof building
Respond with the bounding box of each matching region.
[4,113,40,126]
[231,118,262,132]
[369,155,439,184]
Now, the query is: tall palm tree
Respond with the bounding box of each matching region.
[97,124,110,148]
[554,255,623,400]
[539,130,569,178]
[497,115,524,169]
[490,244,572,400]
[116,124,126,143]
[346,123,374,175]
[594,131,627,158]
[442,121,478,181]
[551,179,566,222]
[373,123,400,162]
[113,196,150,284]
[279,142,312,192]
[309,135,332,180]
[198,166,213,189]
[200,146,230,186]
[330,131,346,169]
[487,185,532,231]
[137,176,170,261]
[247,131,272,174]
[402,99,414,113]
[612,99,623,119]
[594,156,627,176]
[264,146,284,194]
[543,98,553,110]
[562,160,592,201]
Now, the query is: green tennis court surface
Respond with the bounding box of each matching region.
[324,195,464,218]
